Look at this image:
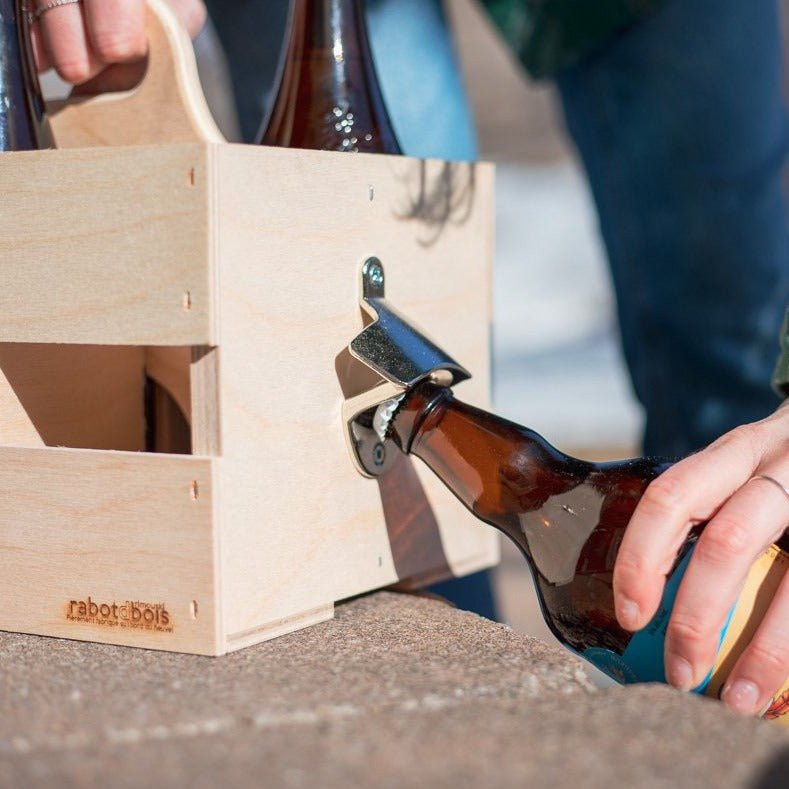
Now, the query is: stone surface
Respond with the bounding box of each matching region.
[1,592,788,788]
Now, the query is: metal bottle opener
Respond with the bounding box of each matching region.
[342,257,471,477]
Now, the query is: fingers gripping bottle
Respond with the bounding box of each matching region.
[382,380,789,722]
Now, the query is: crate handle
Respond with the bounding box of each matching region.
[48,0,225,148]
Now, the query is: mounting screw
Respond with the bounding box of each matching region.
[363,257,385,297]
[372,442,386,467]
[369,264,383,287]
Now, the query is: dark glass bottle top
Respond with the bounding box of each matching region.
[0,0,53,151]
[259,0,401,154]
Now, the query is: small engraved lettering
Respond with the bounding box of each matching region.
[65,596,174,633]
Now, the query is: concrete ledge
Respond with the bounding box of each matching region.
[1,591,787,787]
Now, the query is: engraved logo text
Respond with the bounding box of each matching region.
[66,597,173,633]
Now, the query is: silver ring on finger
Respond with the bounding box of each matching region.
[34,0,82,21]
[751,474,789,505]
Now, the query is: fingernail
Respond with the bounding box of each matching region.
[721,680,760,716]
[617,597,640,631]
[666,656,694,691]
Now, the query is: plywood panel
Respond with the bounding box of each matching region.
[0,447,219,654]
[213,145,498,641]
[0,144,214,346]
[0,344,146,451]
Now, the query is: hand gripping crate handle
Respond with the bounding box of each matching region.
[48,0,225,148]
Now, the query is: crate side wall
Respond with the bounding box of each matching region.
[213,145,497,643]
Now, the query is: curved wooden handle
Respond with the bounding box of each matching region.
[49,0,225,147]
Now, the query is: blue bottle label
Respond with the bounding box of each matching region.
[581,543,789,724]
[583,546,729,692]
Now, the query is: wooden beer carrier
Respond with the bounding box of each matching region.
[0,0,497,655]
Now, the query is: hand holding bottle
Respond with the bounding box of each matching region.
[383,380,789,722]
[614,399,789,716]
[29,0,206,89]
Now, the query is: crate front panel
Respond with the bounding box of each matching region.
[214,145,498,641]
[0,447,219,654]
[0,145,214,346]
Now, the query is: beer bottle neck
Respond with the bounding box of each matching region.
[293,0,368,57]
[0,0,52,151]
[388,381,587,531]
[387,382,670,592]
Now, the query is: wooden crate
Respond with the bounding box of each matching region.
[0,0,498,655]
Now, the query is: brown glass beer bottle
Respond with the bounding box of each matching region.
[0,0,53,150]
[258,0,401,153]
[383,380,789,721]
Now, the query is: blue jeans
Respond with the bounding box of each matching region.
[556,0,789,457]
[365,0,478,161]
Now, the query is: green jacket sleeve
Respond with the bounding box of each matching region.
[480,0,665,78]
[772,308,789,398]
